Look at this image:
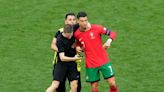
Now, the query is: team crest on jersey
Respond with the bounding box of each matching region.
[89,32,95,39]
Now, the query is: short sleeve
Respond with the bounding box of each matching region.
[97,25,111,35]
[56,39,64,53]
[54,31,61,38]
[98,25,106,34]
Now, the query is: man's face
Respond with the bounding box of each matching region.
[77,17,88,30]
[65,15,76,25]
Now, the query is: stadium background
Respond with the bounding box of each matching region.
[0,0,163,92]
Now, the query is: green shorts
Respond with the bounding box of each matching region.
[86,62,115,82]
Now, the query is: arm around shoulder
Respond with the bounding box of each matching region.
[59,52,80,62]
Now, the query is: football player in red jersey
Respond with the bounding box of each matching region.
[74,11,118,92]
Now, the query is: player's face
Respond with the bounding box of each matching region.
[77,17,88,30]
[65,15,76,25]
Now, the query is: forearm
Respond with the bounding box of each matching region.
[60,56,76,62]
[59,52,77,62]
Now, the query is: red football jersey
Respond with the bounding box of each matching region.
[74,24,110,68]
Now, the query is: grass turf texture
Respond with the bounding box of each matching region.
[0,0,164,92]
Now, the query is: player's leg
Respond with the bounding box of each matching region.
[69,72,81,92]
[68,75,81,92]
[53,63,66,92]
[106,77,118,92]
[100,62,118,92]
[70,80,78,92]
[46,80,59,92]
[56,81,66,92]
[86,67,100,92]
[77,72,81,92]
[51,58,66,92]
[68,62,80,92]
[48,62,67,92]
[91,81,99,92]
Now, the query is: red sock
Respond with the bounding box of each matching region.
[92,88,98,92]
[110,86,118,92]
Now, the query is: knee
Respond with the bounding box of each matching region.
[91,82,98,89]
[110,80,117,87]
[108,79,117,89]
[107,77,117,87]
[50,84,58,91]
[71,82,78,89]
[48,81,59,91]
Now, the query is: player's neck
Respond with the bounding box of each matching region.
[79,24,91,32]
[79,27,86,32]
[62,33,71,39]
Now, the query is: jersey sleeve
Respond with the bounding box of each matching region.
[98,25,110,34]
[56,39,64,53]
[98,25,116,40]
[54,31,61,38]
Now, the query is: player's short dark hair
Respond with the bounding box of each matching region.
[77,11,87,19]
[65,13,75,19]
[63,24,73,33]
